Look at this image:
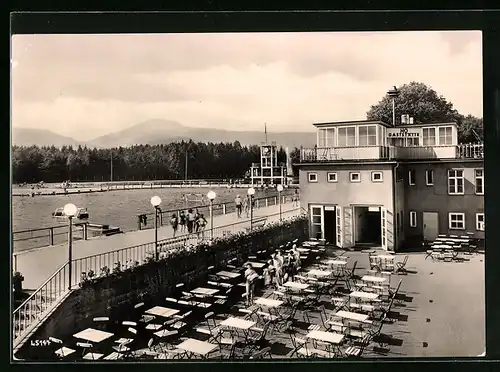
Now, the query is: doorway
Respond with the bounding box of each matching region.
[323,207,336,245]
[354,206,382,246]
[423,212,439,241]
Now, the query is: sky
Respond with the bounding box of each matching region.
[11,31,482,141]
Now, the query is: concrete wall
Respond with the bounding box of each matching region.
[402,160,484,240]
[299,163,396,250]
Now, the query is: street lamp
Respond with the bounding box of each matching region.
[63,203,78,289]
[277,184,284,221]
[150,196,162,260]
[387,86,400,127]
[247,187,256,231]
[206,190,216,239]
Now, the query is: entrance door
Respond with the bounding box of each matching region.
[343,206,353,248]
[335,206,343,248]
[324,207,336,245]
[423,212,439,241]
[381,207,387,250]
[310,205,324,239]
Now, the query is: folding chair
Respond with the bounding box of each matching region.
[76,342,93,359]
[195,312,221,340]
[395,256,409,274]
[249,346,272,359]
[287,333,308,358]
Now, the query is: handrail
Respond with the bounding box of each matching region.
[13,224,69,235]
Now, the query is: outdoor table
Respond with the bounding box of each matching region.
[83,353,104,360]
[306,330,344,357]
[145,324,162,330]
[334,310,371,323]
[221,316,256,330]
[283,281,309,290]
[103,352,123,360]
[55,347,76,358]
[73,328,114,343]
[308,269,332,277]
[349,291,379,301]
[114,338,133,345]
[190,287,219,296]
[326,260,348,267]
[361,276,387,283]
[296,247,311,253]
[216,271,241,279]
[376,255,395,260]
[145,306,180,318]
[246,262,266,269]
[154,329,178,338]
[177,338,217,359]
[255,297,284,308]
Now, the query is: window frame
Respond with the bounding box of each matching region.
[358,125,377,147]
[409,211,417,228]
[448,169,465,195]
[307,172,318,183]
[327,172,338,183]
[476,213,484,231]
[371,171,383,182]
[349,172,361,183]
[438,126,453,146]
[448,212,465,230]
[408,169,416,186]
[422,127,437,146]
[475,169,484,195]
[425,169,434,186]
[337,126,357,147]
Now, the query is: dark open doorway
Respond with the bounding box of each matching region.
[355,207,382,246]
[323,208,336,245]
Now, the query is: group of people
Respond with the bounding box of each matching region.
[169,208,208,240]
[234,194,253,219]
[243,245,302,306]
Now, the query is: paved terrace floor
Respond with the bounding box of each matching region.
[15,203,301,291]
[18,247,485,360]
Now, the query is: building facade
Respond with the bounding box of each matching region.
[296,119,484,252]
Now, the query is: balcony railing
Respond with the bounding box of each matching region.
[300,143,484,162]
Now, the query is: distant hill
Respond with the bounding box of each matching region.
[12,128,81,148]
[88,119,316,149]
[12,119,317,149]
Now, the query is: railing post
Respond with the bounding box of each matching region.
[138,215,142,230]
[83,223,88,240]
[222,204,226,215]
[265,198,268,207]
[274,196,277,205]
[49,227,54,245]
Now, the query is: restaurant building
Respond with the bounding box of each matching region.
[296,118,484,252]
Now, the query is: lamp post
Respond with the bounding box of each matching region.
[387,86,400,127]
[63,203,78,289]
[247,187,255,231]
[207,190,216,239]
[150,196,162,260]
[276,184,283,221]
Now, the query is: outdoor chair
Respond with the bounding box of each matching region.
[123,321,137,327]
[140,314,156,323]
[246,320,272,351]
[395,256,409,274]
[49,337,71,359]
[249,346,272,359]
[76,342,93,358]
[165,297,178,305]
[195,312,221,340]
[287,333,308,358]
[93,316,110,331]
[171,310,193,331]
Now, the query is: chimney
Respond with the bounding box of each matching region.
[409,117,414,124]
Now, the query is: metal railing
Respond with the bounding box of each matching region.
[138,190,297,230]
[300,143,484,162]
[13,263,69,346]
[12,202,302,345]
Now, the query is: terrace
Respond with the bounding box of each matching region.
[299,143,484,163]
[16,237,484,360]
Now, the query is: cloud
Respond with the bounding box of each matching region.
[11,31,482,140]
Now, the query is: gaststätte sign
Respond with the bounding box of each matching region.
[387,127,420,138]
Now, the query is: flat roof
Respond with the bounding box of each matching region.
[313,120,458,129]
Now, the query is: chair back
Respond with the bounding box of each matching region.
[123,321,137,327]
[184,310,193,318]
[350,261,358,276]
[402,255,409,265]
[128,327,137,334]
[93,317,109,322]
[166,297,177,303]
[49,337,63,344]
[76,342,93,348]
[134,302,145,309]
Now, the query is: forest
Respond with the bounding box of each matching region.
[11,141,299,183]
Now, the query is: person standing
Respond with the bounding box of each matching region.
[244,263,259,306]
[235,195,243,218]
[179,210,186,233]
[186,208,196,234]
[196,213,208,240]
[293,188,299,207]
[243,195,249,218]
[170,213,179,237]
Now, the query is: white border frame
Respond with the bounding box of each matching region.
[371,171,383,182]
[448,212,465,230]
[409,211,417,227]
[327,172,338,183]
[349,172,361,183]
[307,172,318,183]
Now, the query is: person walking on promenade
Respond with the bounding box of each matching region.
[293,188,299,207]
[196,213,208,241]
[170,213,179,237]
[235,195,243,218]
[186,208,196,235]
[243,195,249,218]
[179,210,186,233]
[244,263,259,306]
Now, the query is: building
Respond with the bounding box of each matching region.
[249,141,288,185]
[296,119,484,252]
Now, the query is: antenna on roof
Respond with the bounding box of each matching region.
[264,123,268,144]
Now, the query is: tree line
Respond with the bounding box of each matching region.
[12,141,296,183]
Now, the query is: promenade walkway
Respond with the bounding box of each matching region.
[15,203,301,291]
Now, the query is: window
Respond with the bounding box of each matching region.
[476,213,484,231]
[337,126,356,147]
[409,211,417,227]
[311,206,323,239]
[358,125,377,146]
[371,171,383,182]
[349,172,361,182]
[425,169,434,186]
[327,172,338,183]
[407,137,420,146]
[475,169,484,195]
[408,169,416,186]
[448,170,464,195]
[422,127,436,146]
[318,129,326,147]
[449,213,465,230]
[308,172,318,183]
[319,128,335,147]
[438,126,453,145]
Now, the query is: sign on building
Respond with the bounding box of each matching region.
[387,127,420,138]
